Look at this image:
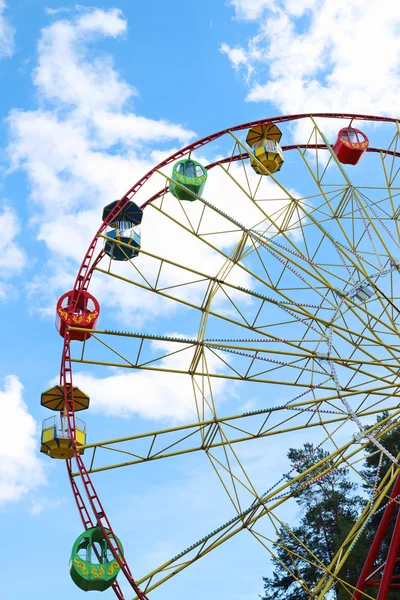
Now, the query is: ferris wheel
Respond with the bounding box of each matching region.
[39,113,400,599]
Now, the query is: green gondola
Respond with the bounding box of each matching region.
[169,158,207,201]
[70,526,123,592]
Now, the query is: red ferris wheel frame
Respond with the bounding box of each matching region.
[60,112,400,600]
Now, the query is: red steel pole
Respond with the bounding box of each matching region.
[353,472,400,599]
[376,503,400,599]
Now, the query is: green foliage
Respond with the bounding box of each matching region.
[261,416,400,599]
[262,443,366,599]
[359,413,400,600]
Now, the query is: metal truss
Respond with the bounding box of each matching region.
[59,114,400,599]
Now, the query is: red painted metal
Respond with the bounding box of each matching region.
[205,144,400,172]
[333,127,369,165]
[140,145,400,213]
[59,114,400,599]
[377,505,400,599]
[66,460,125,600]
[367,558,400,586]
[61,329,149,599]
[352,473,400,599]
[56,290,100,341]
[74,113,400,301]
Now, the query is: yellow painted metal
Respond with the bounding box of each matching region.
[246,123,283,146]
[313,461,400,599]
[76,429,86,446]
[41,385,90,412]
[380,147,400,240]
[99,188,400,596]
[297,146,400,398]
[99,222,400,358]
[229,130,369,282]
[227,131,400,383]
[71,353,400,396]
[306,120,400,368]
[69,326,400,368]
[42,427,56,444]
[250,145,284,175]
[130,410,400,597]
[40,416,86,459]
[71,404,397,476]
[71,356,339,388]
[58,118,400,597]
[126,149,396,376]
[311,116,394,260]
[40,437,75,459]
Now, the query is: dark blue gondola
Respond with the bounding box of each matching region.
[102,201,143,261]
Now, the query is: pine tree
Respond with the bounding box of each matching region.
[261,416,400,599]
[262,443,366,599]
[358,412,400,600]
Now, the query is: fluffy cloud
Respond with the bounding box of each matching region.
[71,336,234,422]
[7,7,301,436]
[220,43,254,80]
[0,205,26,300]
[0,376,45,505]
[34,8,133,110]
[74,366,206,422]
[223,0,400,124]
[8,8,194,213]
[0,205,25,273]
[29,495,66,516]
[0,0,14,58]
[229,0,315,20]
[6,8,197,317]
[9,7,292,329]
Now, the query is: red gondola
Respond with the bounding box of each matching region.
[56,290,100,341]
[333,127,369,165]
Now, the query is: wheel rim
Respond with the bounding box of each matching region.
[57,113,400,599]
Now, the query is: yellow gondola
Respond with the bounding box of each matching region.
[246,123,284,176]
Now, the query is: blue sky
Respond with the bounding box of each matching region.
[1,1,400,599]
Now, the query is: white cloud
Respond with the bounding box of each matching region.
[6,7,301,334]
[72,337,234,422]
[0,205,25,273]
[45,7,70,17]
[7,8,195,212]
[0,205,26,300]
[220,43,254,80]
[223,0,400,125]
[230,0,315,20]
[34,9,132,110]
[229,0,275,21]
[6,8,197,317]
[0,0,14,58]
[0,376,45,506]
[91,111,193,147]
[74,368,198,422]
[29,495,66,516]
[9,6,290,330]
